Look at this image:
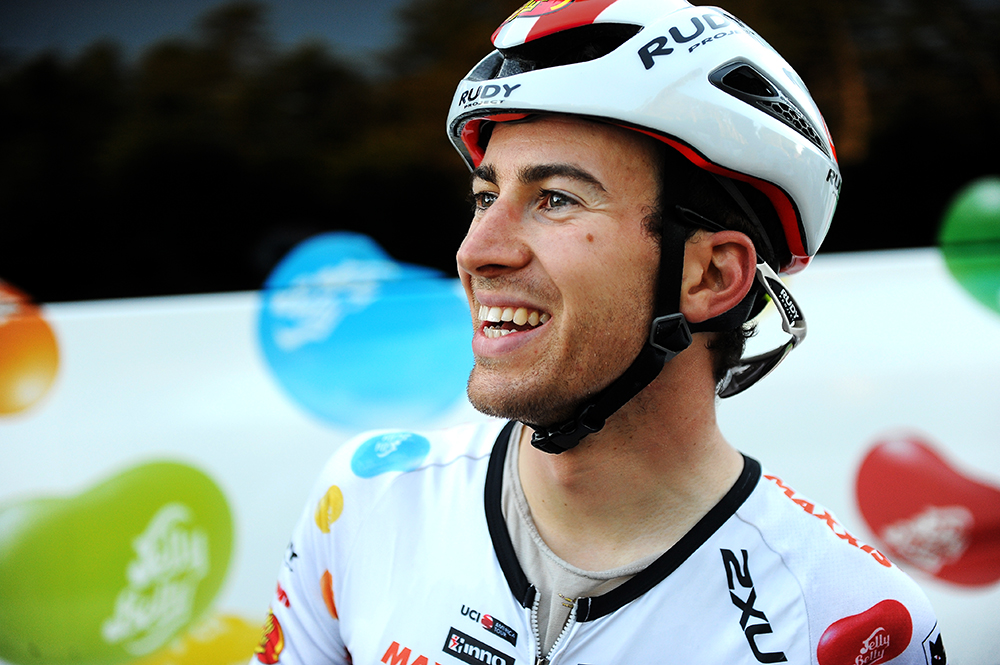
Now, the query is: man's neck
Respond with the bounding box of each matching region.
[516,353,745,571]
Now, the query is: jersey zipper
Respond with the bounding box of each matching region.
[530,589,545,665]
[531,594,578,665]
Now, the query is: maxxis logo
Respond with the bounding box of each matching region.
[765,474,893,568]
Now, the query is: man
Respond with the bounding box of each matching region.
[254,2,944,664]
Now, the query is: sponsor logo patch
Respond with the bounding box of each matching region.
[255,610,284,664]
[351,432,430,478]
[817,600,912,665]
[922,624,947,664]
[461,605,517,646]
[765,474,892,567]
[382,640,442,665]
[443,627,515,665]
[721,549,788,663]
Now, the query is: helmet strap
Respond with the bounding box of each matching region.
[528,217,692,454]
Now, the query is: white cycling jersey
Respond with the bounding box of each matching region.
[253,419,945,665]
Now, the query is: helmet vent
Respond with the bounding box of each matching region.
[710,62,829,157]
[490,23,642,79]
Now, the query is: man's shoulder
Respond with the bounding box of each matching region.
[723,466,943,663]
[744,469,896,570]
[315,417,509,490]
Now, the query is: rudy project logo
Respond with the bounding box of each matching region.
[444,628,514,665]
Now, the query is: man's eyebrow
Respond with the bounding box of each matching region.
[471,162,607,193]
[520,163,607,192]
[471,163,497,185]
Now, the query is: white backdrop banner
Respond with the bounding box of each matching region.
[1,245,998,664]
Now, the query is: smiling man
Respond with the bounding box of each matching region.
[254,2,943,664]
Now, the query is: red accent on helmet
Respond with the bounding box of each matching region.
[461,115,531,166]
[463,114,810,272]
[493,0,618,45]
[648,132,809,270]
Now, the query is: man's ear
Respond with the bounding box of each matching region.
[680,230,756,324]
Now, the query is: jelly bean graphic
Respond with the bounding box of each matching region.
[254,610,284,664]
[0,461,233,665]
[258,232,472,430]
[315,485,344,533]
[856,434,1000,585]
[350,431,431,478]
[0,281,59,415]
[817,599,912,665]
[130,613,261,665]
[321,570,338,619]
[938,176,1000,316]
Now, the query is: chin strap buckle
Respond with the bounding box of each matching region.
[649,313,693,360]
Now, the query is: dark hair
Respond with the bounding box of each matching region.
[647,142,790,387]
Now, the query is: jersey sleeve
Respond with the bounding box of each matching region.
[250,437,363,665]
[756,471,948,665]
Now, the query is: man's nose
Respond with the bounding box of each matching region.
[456,197,531,279]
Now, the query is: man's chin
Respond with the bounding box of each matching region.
[466,381,577,429]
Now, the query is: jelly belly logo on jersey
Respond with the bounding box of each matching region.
[765,474,893,568]
[721,549,787,664]
[443,628,514,665]
[639,10,745,69]
[817,600,912,665]
[461,605,518,646]
[255,610,284,664]
[351,432,431,478]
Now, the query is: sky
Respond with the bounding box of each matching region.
[0,0,409,61]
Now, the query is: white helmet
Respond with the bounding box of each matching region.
[447,0,841,452]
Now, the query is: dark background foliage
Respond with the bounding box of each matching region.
[2,0,998,302]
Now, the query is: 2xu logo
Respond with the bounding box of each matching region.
[817,600,912,665]
[721,549,788,664]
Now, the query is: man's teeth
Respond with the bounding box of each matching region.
[478,305,549,338]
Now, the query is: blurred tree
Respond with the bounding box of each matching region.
[0,0,997,301]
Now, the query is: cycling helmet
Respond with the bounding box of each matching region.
[447,0,840,453]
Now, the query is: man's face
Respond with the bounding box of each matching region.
[456,115,661,426]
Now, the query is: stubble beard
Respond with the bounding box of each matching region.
[463,272,654,428]
[466,361,584,428]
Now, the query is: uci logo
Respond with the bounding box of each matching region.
[638,11,745,69]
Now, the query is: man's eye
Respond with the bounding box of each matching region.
[542,191,576,209]
[471,191,497,211]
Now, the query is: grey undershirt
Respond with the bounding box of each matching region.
[500,423,662,655]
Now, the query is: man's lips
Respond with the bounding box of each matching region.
[476,304,550,339]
